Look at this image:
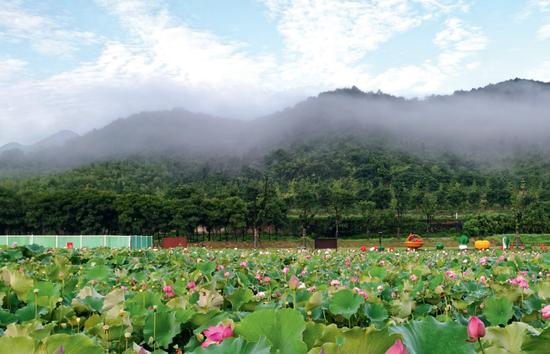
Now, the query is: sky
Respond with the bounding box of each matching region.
[0,0,549,145]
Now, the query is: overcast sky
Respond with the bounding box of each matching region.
[1,0,549,145]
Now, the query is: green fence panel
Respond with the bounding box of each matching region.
[107,236,130,248]
[130,235,152,249]
[33,236,57,247]
[83,236,103,248]
[1,235,151,249]
[8,235,30,246]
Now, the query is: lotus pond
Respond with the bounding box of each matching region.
[0,245,549,354]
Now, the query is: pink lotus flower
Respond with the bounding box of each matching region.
[255,273,262,281]
[409,274,417,282]
[479,257,488,266]
[479,276,487,285]
[542,305,550,320]
[162,285,175,298]
[330,279,340,286]
[263,276,271,283]
[386,339,407,354]
[352,287,368,300]
[509,275,529,289]
[445,271,457,280]
[224,271,230,278]
[282,266,289,274]
[289,275,300,290]
[240,261,248,268]
[466,316,486,342]
[201,323,233,348]
[186,281,196,290]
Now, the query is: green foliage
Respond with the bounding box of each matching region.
[0,246,548,352]
[328,289,365,320]
[0,138,547,237]
[390,317,476,354]
[484,296,514,326]
[237,309,308,354]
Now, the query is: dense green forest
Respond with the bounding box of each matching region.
[0,139,548,243]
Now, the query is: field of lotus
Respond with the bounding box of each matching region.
[0,245,549,354]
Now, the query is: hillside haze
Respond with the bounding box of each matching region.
[1,78,549,175]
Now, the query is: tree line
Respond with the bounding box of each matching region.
[0,141,548,243]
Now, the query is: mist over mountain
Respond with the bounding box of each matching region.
[0,130,79,153]
[1,78,549,175]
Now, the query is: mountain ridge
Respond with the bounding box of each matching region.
[1,78,549,175]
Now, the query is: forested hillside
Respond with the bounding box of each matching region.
[1,139,548,240]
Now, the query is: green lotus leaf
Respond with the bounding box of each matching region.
[484,296,514,326]
[83,264,112,282]
[236,308,307,354]
[198,261,216,275]
[484,322,540,354]
[368,266,387,280]
[413,304,432,317]
[102,288,125,311]
[329,289,364,320]
[303,322,325,349]
[0,335,35,354]
[37,333,104,354]
[308,326,397,354]
[522,328,550,354]
[5,321,55,341]
[537,282,550,299]
[390,317,476,354]
[143,311,181,349]
[1,268,34,301]
[228,288,254,311]
[0,308,17,325]
[15,303,48,322]
[364,302,389,323]
[27,281,60,308]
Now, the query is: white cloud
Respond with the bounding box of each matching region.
[0,58,26,82]
[0,0,485,144]
[537,0,550,11]
[0,0,286,144]
[527,61,550,81]
[260,0,470,90]
[0,0,100,56]
[434,18,488,70]
[369,17,487,95]
[537,24,550,39]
